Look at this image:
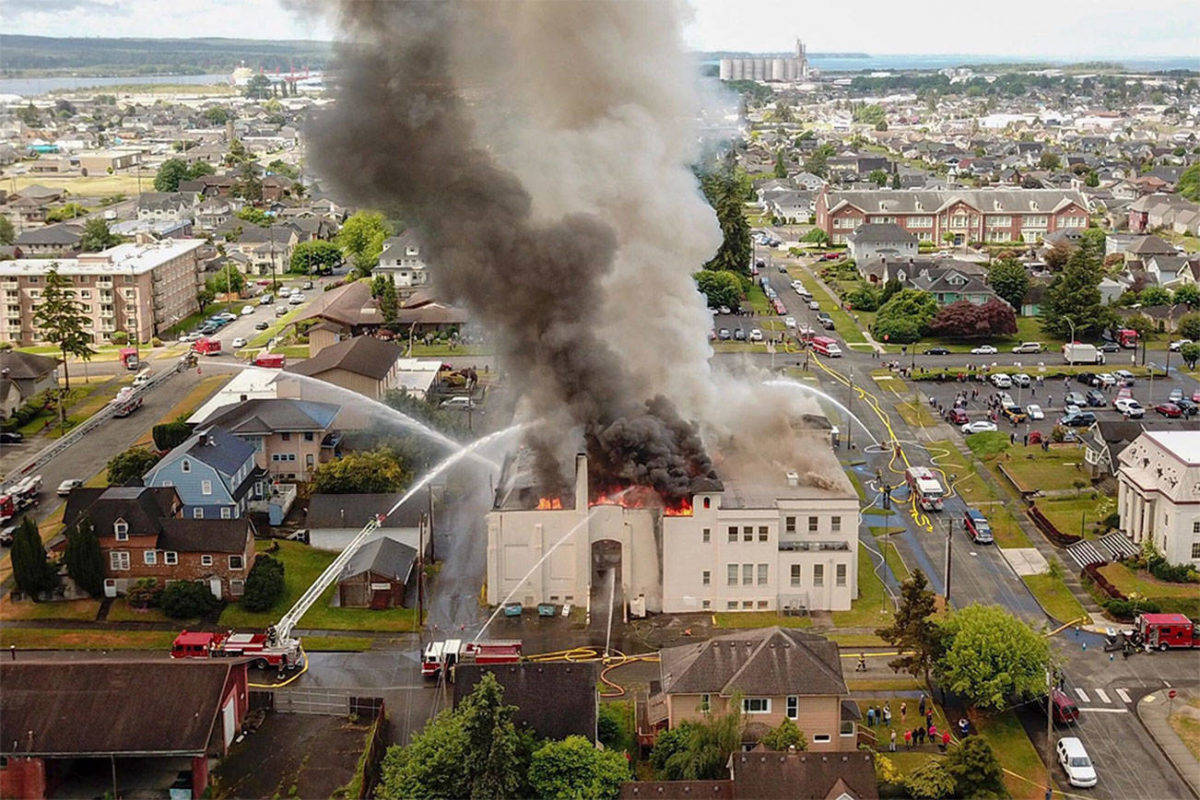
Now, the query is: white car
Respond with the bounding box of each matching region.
[1056,737,1097,789]
[1114,397,1145,418]
[241,305,255,316]
[971,345,998,355]
[440,396,476,410]
[1169,338,1192,352]
[749,329,763,342]
[784,316,797,329]
[1012,373,1031,388]
[961,420,998,434]
[1096,372,1116,387]
[232,337,248,348]
[57,478,83,496]
[808,300,820,310]
[1026,404,1044,420]
[288,293,306,305]
[989,373,1013,389]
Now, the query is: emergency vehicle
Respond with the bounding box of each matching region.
[171,628,302,670]
[810,336,842,357]
[1135,613,1200,650]
[422,639,523,678]
[905,466,945,511]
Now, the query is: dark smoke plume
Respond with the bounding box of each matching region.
[307,1,715,500]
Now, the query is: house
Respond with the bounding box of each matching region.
[766,190,814,223]
[285,335,406,398]
[453,662,600,742]
[305,492,428,553]
[651,627,856,750]
[908,263,1000,306]
[0,351,58,414]
[846,223,917,277]
[1124,235,1178,264]
[195,398,341,480]
[336,535,417,608]
[1083,420,1200,478]
[142,427,266,520]
[137,192,192,222]
[622,751,878,799]
[1116,430,1200,567]
[376,231,429,292]
[59,485,255,599]
[13,223,83,255]
[0,660,248,799]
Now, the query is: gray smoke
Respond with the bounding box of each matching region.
[305,1,718,500]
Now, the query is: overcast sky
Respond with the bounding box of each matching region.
[3,0,1198,61]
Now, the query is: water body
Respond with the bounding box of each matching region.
[0,73,231,97]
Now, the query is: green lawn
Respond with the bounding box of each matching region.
[745,285,773,315]
[923,439,992,504]
[218,541,420,632]
[1098,562,1200,617]
[981,503,1032,548]
[883,316,1070,355]
[248,307,306,348]
[1035,495,1116,539]
[998,445,1092,493]
[895,399,938,428]
[162,301,243,338]
[799,266,867,344]
[965,431,1012,459]
[712,611,814,629]
[975,709,1049,800]
[0,597,100,622]
[1022,574,1088,623]
[0,627,177,650]
[270,344,310,358]
[831,544,895,628]
[881,538,911,583]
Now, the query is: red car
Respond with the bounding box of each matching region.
[949,408,969,424]
[1155,402,1183,418]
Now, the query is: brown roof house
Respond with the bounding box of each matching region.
[652,627,857,751]
[0,350,58,419]
[621,750,878,800]
[285,335,405,397]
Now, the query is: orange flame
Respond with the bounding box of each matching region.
[535,497,564,510]
[589,487,694,516]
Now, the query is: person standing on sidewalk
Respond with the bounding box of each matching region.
[890,729,897,752]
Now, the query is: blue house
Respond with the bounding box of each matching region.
[142,427,265,520]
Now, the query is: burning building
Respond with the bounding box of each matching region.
[486,423,859,616]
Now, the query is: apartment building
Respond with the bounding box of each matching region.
[815,188,1090,245]
[0,239,206,345]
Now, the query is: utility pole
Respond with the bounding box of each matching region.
[1045,668,1054,766]
[846,382,853,451]
[944,518,953,605]
[417,512,426,639]
[427,484,436,562]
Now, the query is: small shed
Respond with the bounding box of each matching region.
[336,535,416,609]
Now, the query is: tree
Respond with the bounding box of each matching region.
[378,672,530,800]
[528,735,630,800]
[236,206,271,226]
[106,446,160,486]
[650,723,694,776]
[1085,170,1099,187]
[161,580,221,619]
[80,217,118,252]
[928,299,1017,339]
[152,419,192,451]
[203,106,230,125]
[378,276,398,323]
[10,517,58,598]
[206,264,246,297]
[760,718,807,751]
[870,289,939,344]
[63,514,104,597]
[1043,240,1072,271]
[905,760,957,800]
[196,286,215,316]
[233,161,262,203]
[867,168,889,187]
[891,172,901,189]
[876,569,944,686]
[846,285,882,312]
[244,73,274,100]
[225,138,250,166]
[266,159,300,180]
[1040,245,1113,340]
[662,706,743,781]
[241,554,285,611]
[1179,163,1200,202]
[312,449,410,494]
[698,169,752,274]
[944,736,1006,798]
[852,104,887,127]
[936,604,1052,710]
[1178,314,1200,341]
[336,211,391,277]
[773,150,788,179]
[1038,152,1062,171]
[694,270,743,310]
[45,203,88,222]
[1181,342,1200,369]
[0,216,14,245]
[154,158,190,192]
[1174,284,1200,307]
[801,227,829,245]
[1139,285,1172,306]
[33,267,95,391]
[986,258,1030,310]
[290,240,343,274]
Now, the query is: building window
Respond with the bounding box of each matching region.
[1192,541,1200,560]
[220,507,231,519]
[702,528,710,543]
[742,600,753,609]
[786,696,798,719]
[785,516,796,534]
[700,694,711,712]
[742,564,753,585]
[229,555,245,570]
[231,579,245,596]
[201,480,212,495]
[114,520,128,540]
[757,564,768,585]
[110,551,130,571]
[281,432,291,441]
[727,600,737,609]
[743,526,753,542]
[831,516,841,533]
[1193,521,1200,535]
[758,526,768,542]
[143,550,157,566]
[727,564,738,586]
[165,551,178,565]
[181,459,190,473]
[757,600,768,608]
[702,570,711,586]
[836,564,847,587]
[728,526,738,543]
[702,600,711,610]
[193,508,204,519]
[791,564,802,586]
[814,564,824,587]
[808,516,818,532]
[742,698,771,714]
[703,497,710,509]
[840,720,856,736]
[201,555,213,567]
[813,734,831,744]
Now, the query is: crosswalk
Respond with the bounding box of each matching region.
[1069,685,1138,712]
[1065,531,1141,568]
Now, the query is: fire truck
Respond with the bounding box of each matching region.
[422,639,523,678]
[905,466,945,511]
[0,475,42,524]
[1116,328,1140,349]
[171,514,388,670]
[118,347,140,371]
[1135,613,1200,650]
[110,388,143,418]
[192,337,222,356]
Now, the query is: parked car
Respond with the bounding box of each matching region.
[275,305,289,316]
[1114,370,1135,385]
[717,328,731,340]
[749,329,763,342]
[231,337,248,348]
[1114,398,1144,418]
[259,293,274,305]
[1056,737,1098,789]
[1059,411,1097,427]
[1012,373,1031,388]
[1064,391,1087,407]
[240,305,255,316]
[784,316,796,329]
[0,524,16,547]
[733,328,746,341]
[288,293,306,305]
[1002,405,1028,423]
[971,345,998,355]
[1096,373,1116,387]
[989,373,1012,388]
[949,408,969,424]
[1026,404,1044,420]
[254,321,270,331]
[808,299,820,310]
[302,280,314,290]
[440,396,476,410]
[923,347,950,355]
[1084,389,1107,407]
[1174,398,1198,417]
[0,431,24,445]
[962,420,998,434]
[1155,402,1183,418]
[1011,342,1043,354]
[1100,341,1120,353]
[1169,338,1192,352]
[1168,388,1184,403]
[1076,372,1098,386]
[57,479,83,496]
[963,509,994,544]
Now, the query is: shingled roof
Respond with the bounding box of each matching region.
[659,627,846,697]
[287,335,403,381]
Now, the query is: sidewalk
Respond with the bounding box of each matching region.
[1136,689,1200,798]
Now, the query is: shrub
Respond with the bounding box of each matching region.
[110,331,129,345]
[160,580,221,619]
[127,577,162,609]
[150,336,162,347]
[240,554,285,612]
[1104,597,1160,619]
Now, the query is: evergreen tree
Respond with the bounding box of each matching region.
[773,150,788,179]
[1040,243,1113,339]
[11,517,58,597]
[986,257,1030,311]
[33,266,96,390]
[875,569,943,686]
[944,736,1006,798]
[64,514,105,597]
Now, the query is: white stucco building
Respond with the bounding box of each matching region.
[1117,430,1200,566]
[485,434,859,616]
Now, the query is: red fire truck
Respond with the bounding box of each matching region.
[1136,613,1200,650]
[0,475,42,524]
[118,347,140,370]
[810,336,843,357]
[192,337,222,356]
[1116,328,1140,349]
[905,466,945,511]
[171,628,302,670]
[253,353,286,368]
[422,639,523,678]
